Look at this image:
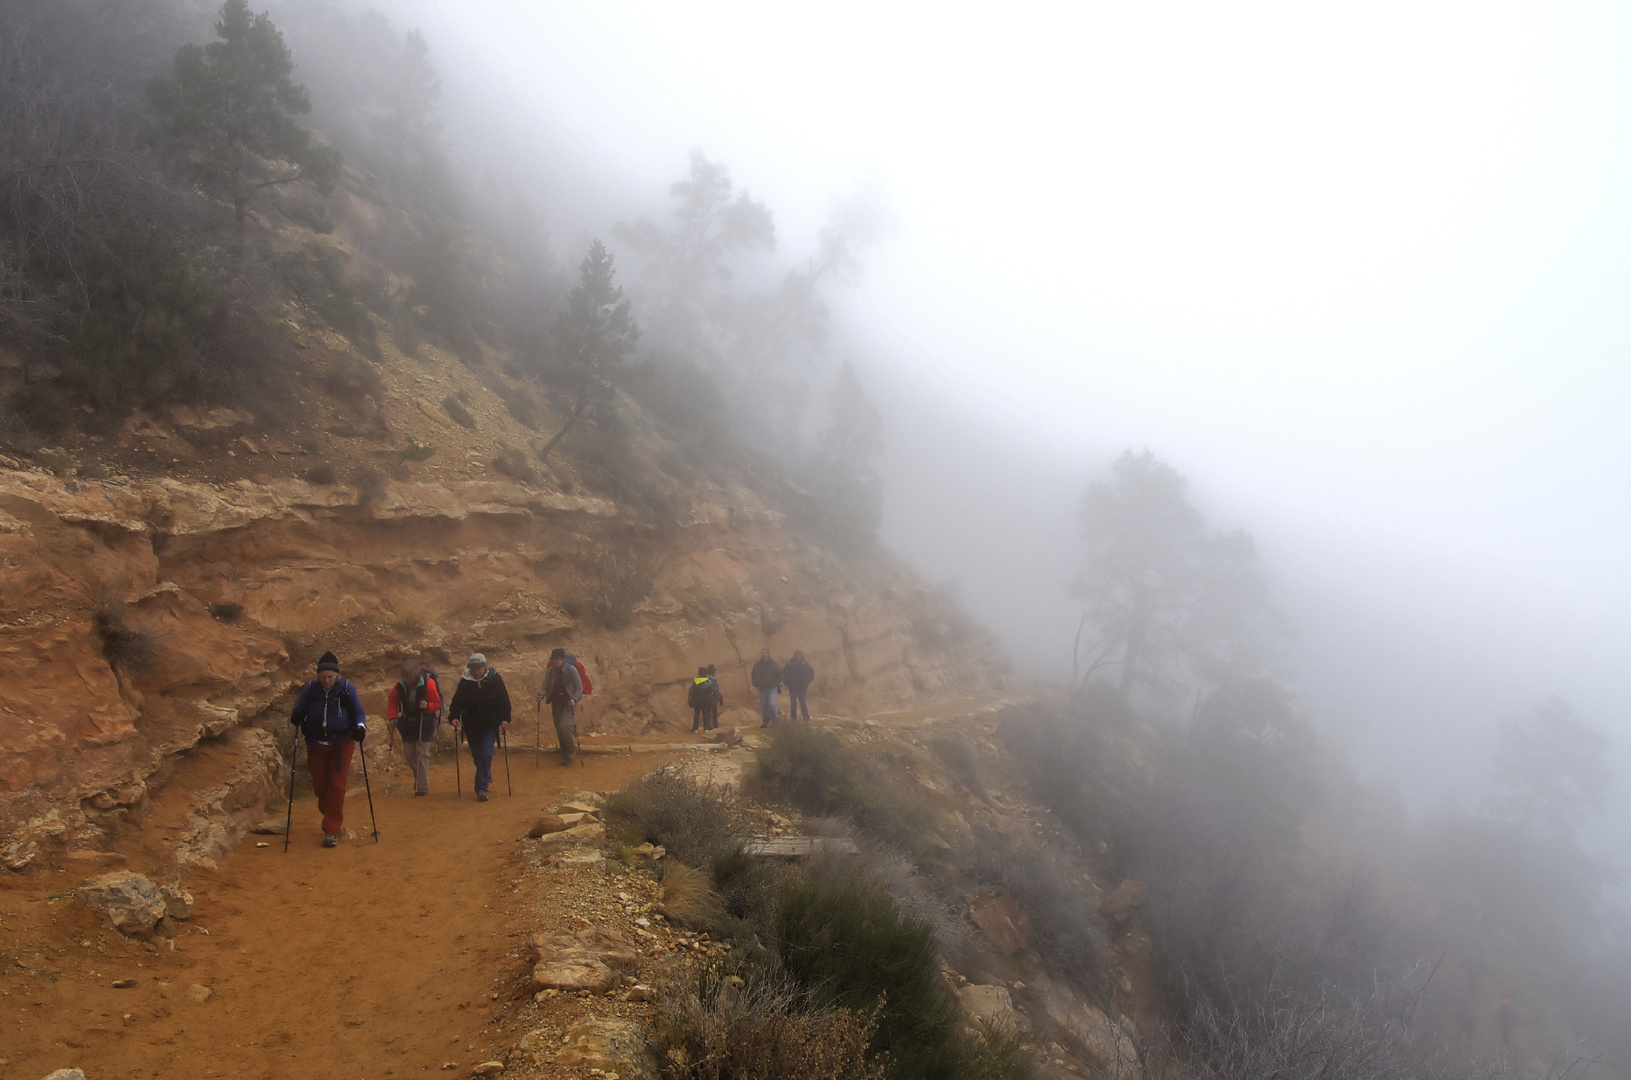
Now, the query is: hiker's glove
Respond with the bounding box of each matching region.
[353,726,366,743]
[289,715,303,727]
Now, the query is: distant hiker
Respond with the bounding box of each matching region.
[537,647,584,765]
[447,653,511,801]
[705,664,722,731]
[1496,998,1518,1047]
[387,659,442,796]
[783,650,815,723]
[751,648,782,727]
[289,651,367,847]
[689,666,711,733]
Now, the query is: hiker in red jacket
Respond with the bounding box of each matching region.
[387,660,441,796]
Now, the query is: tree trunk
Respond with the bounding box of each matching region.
[536,393,588,463]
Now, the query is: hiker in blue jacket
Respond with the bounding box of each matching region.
[289,651,366,847]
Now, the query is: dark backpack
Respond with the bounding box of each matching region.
[419,665,442,719]
[688,680,707,708]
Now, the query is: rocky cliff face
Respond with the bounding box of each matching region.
[0,459,1004,870]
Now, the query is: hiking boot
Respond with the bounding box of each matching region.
[477,791,489,802]
[414,790,428,796]
[322,835,338,848]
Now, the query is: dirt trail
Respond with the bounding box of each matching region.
[1,737,672,1080]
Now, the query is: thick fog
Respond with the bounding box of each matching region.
[337,2,1628,828]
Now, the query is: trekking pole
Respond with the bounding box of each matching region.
[283,731,300,853]
[501,727,512,796]
[358,738,380,842]
[454,724,462,795]
[535,699,541,768]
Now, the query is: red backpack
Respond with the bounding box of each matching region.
[572,659,592,696]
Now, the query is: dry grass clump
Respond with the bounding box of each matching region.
[602,767,746,867]
[441,393,476,429]
[354,465,386,506]
[659,862,719,928]
[306,462,338,485]
[653,960,884,1080]
[492,442,537,483]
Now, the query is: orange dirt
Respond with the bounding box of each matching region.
[0,735,679,1080]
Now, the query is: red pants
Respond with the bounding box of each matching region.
[306,741,355,836]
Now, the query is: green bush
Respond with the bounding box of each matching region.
[274,241,378,357]
[774,879,1028,1080]
[752,724,933,855]
[442,394,476,429]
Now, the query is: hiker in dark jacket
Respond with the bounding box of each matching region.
[750,648,782,727]
[447,653,511,801]
[387,659,441,796]
[289,651,366,847]
[705,664,722,731]
[537,647,584,765]
[783,650,815,723]
[688,667,711,733]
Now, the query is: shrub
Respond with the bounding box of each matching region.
[275,242,378,357]
[660,861,719,928]
[928,734,984,797]
[399,441,436,462]
[774,879,1027,1080]
[306,463,338,485]
[652,959,885,1080]
[752,724,933,855]
[3,383,71,439]
[576,546,654,630]
[354,466,386,506]
[442,394,476,429]
[504,391,539,430]
[94,592,158,675]
[207,602,243,623]
[602,767,746,867]
[491,442,537,484]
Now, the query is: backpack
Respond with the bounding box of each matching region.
[571,658,592,696]
[688,680,707,708]
[419,665,443,719]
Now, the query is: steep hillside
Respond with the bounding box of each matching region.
[0,164,1006,872]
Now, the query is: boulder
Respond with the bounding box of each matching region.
[970,894,1032,956]
[959,983,1023,1031]
[160,883,193,920]
[75,870,166,935]
[527,815,567,838]
[1099,879,1147,927]
[42,1070,87,1080]
[529,928,639,993]
[555,1018,656,1080]
[1038,976,1139,1078]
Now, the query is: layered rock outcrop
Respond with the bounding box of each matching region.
[0,463,1004,869]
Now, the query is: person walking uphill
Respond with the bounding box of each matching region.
[387,660,441,796]
[289,651,366,847]
[751,648,782,727]
[538,648,583,765]
[447,653,511,801]
[783,650,815,723]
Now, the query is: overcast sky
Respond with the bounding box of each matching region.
[365,0,1630,813]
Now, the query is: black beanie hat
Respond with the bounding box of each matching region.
[697,666,708,676]
[316,651,340,673]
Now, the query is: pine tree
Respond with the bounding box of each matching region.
[147,0,341,249]
[537,240,640,462]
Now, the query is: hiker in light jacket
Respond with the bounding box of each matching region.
[447,653,511,801]
[289,651,367,847]
[783,650,815,723]
[537,647,584,766]
[387,659,442,796]
[750,648,782,727]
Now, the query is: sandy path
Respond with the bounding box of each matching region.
[1,737,672,1080]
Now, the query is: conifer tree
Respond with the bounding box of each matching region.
[537,240,640,462]
[147,0,340,249]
